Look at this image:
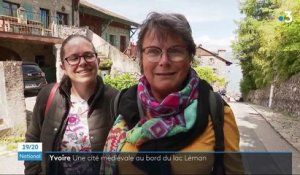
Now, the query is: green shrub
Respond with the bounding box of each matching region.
[104,73,139,90]
[104,67,225,90]
[240,76,256,97]
[193,66,225,86]
[0,135,25,151]
[99,59,113,70]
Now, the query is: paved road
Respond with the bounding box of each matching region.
[25,96,37,112]
[229,102,300,174]
[0,96,36,175]
[0,152,23,174]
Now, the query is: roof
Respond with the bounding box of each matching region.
[196,46,232,65]
[79,1,139,27]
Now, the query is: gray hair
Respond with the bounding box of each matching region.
[137,12,196,71]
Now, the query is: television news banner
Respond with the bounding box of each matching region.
[18,143,210,163]
[18,139,292,174]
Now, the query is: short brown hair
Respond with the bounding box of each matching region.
[137,12,196,72]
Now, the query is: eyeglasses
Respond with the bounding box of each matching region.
[64,52,97,65]
[142,46,188,62]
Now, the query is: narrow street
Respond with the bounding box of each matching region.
[229,102,300,174]
[230,102,295,151]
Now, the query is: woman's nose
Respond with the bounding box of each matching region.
[158,51,171,66]
[78,56,87,65]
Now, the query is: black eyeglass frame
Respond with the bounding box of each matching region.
[64,52,98,65]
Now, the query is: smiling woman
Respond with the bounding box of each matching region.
[100,12,243,175]
[24,34,118,175]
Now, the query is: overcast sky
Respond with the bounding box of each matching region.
[87,0,243,53]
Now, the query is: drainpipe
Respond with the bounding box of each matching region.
[71,0,74,25]
[268,84,274,108]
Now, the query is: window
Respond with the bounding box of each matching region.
[57,12,68,25]
[40,8,50,28]
[109,34,116,46]
[3,1,19,17]
[209,58,215,65]
[213,68,217,74]
[120,35,126,52]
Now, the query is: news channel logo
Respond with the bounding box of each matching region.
[18,143,42,161]
[278,11,293,23]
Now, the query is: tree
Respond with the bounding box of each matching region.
[232,0,300,96]
[193,66,225,87]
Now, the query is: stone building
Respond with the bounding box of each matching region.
[0,0,79,82]
[195,46,232,80]
[0,0,138,133]
[79,0,139,52]
[0,0,138,82]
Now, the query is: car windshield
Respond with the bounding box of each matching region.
[22,64,42,74]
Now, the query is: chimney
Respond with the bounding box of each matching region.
[217,49,226,58]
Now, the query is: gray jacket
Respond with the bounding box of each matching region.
[24,76,118,175]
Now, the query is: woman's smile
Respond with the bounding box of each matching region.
[76,68,93,74]
[155,72,176,76]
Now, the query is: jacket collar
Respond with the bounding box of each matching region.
[59,75,105,115]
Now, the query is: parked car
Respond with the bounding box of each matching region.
[22,62,47,93]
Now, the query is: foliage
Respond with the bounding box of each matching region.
[99,59,113,69]
[240,76,256,97]
[232,0,300,96]
[104,66,224,90]
[191,59,200,68]
[103,73,139,90]
[193,66,225,86]
[0,135,24,151]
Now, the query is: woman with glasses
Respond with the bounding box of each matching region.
[101,12,243,174]
[25,34,118,175]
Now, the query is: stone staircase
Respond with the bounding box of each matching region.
[86,29,141,76]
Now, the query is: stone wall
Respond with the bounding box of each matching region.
[0,61,26,134]
[247,72,300,118]
[247,87,270,107]
[0,63,8,128]
[56,25,88,39]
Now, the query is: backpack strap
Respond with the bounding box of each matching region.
[111,89,126,119]
[209,90,224,151]
[209,90,225,174]
[44,83,59,117]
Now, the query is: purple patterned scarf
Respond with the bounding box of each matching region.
[128,68,200,142]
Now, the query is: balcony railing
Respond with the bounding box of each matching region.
[0,9,60,37]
